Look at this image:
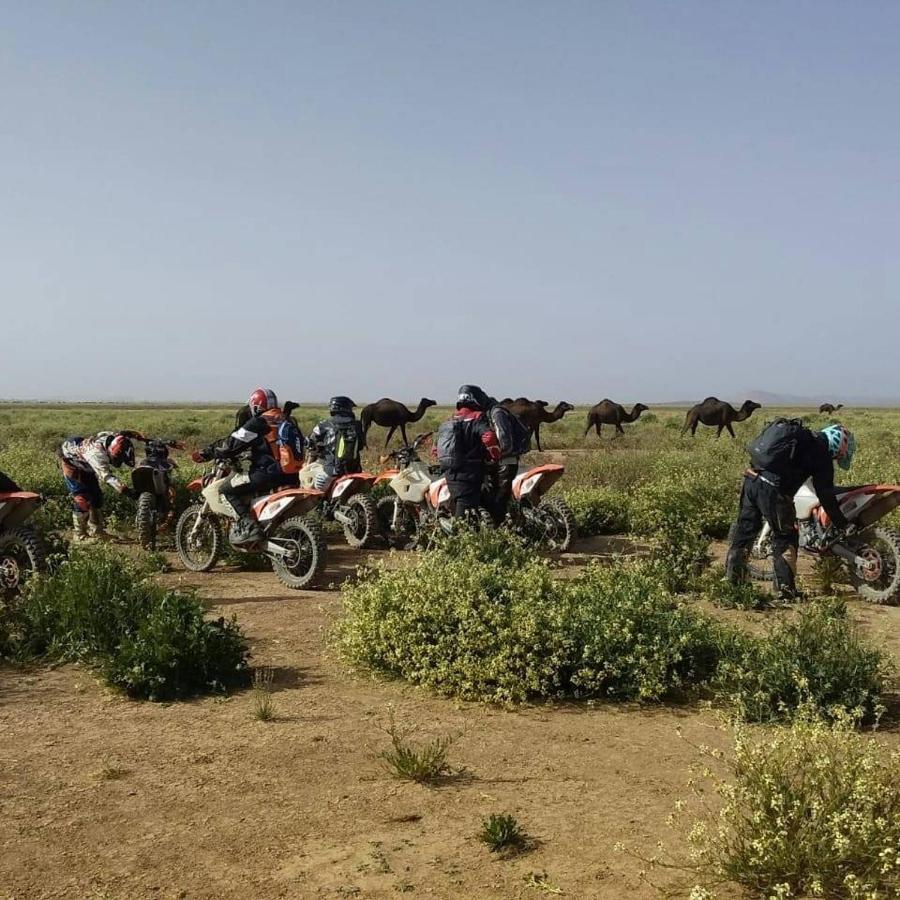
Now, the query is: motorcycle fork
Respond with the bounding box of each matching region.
[188,500,211,541]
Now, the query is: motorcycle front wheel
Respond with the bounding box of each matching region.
[375,496,418,549]
[341,494,378,550]
[135,492,158,550]
[726,522,775,582]
[848,526,900,604]
[175,505,223,572]
[0,526,48,600]
[269,515,326,589]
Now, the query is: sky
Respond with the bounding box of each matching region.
[1,1,897,404]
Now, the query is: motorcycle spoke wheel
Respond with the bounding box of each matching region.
[375,497,417,549]
[849,527,900,604]
[0,527,47,600]
[270,516,326,589]
[535,498,577,552]
[342,494,377,550]
[727,522,774,582]
[135,492,158,550]
[174,506,222,572]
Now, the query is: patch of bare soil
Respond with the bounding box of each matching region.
[2,540,899,899]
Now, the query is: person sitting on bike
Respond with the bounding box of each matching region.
[436,385,501,520]
[726,421,856,600]
[305,397,366,492]
[58,431,142,540]
[484,395,531,524]
[193,388,302,541]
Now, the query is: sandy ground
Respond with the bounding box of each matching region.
[2,538,899,900]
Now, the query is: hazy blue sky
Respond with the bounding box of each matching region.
[2,1,897,403]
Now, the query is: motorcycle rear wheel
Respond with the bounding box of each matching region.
[535,497,577,552]
[0,526,48,600]
[270,515,326,589]
[341,494,378,550]
[135,492,158,550]
[848,526,900,604]
[175,505,222,572]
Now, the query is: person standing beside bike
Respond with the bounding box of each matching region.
[726,420,856,599]
[305,396,366,492]
[436,385,501,520]
[484,395,531,524]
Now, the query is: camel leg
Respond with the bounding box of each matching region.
[615,423,624,436]
[400,423,409,447]
[595,423,602,439]
[534,425,542,452]
[725,422,736,439]
[583,418,593,439]
[384,425,397,448]
[716,425,724,439]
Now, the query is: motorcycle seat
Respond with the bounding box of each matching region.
[0,491,40,502]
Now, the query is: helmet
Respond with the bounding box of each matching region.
[248,388,278,417]
[820,424,856,470]
[107,433,135,468]
[329,396,356,416]
[456,384,488,410]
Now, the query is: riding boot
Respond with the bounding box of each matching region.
[223,494,260,541]
[724,545,748,584]
[88,508,110,540]
[772,552,800,600]
[72,511,90,542]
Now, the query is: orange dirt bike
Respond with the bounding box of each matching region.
[375,433,577,551]
[175,459,327,589]
[736,478,900,603]
[0,486,48,599]
[298,461,378,549]
[131,438,186,549]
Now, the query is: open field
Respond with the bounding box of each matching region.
[2,403,900,899]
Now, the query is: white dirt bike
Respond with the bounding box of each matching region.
[738,478,900,604]
[175,460,327,589]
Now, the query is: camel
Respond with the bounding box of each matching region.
[502,399,574,452]
[360,397,437,448]
[819,403,844,414]
[682,397,761,439]
[584,400,649,439]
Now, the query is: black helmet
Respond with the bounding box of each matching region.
[329,396,356,415]
[456,384,488,410]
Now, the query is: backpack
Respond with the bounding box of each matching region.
[262,409,304,475]
[488,405,531,457]
[748,418,808,475]
[436,418,467,470]
[333,420,360,468]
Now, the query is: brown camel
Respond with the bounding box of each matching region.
[584,400,649,438]
[360,397,437,448]
[818,403,844,414]
[502,399,574,451]
[682,397,761,439]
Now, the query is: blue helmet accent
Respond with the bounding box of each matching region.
[820,424,856,470]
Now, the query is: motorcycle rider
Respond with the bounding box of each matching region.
[484,395,531,523]
[58,431,142,540]
[193,388,302,541]
[305,397,366,492]
[436,385,501,520]
[726,422,856,599]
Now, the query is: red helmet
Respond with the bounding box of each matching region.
[107,433,135,468]
[248,388,277,417]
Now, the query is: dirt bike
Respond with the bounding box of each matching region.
[132,438,185,549]
[298,460,378,549]
[175,459,327,589]
[376,434,576,552]
[738,478,900,603]
[0,488,48,599]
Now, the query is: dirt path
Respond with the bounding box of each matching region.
[2,540,899,900]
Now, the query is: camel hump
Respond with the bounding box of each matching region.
[701,396,720,404]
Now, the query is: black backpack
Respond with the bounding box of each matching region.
[748,418,808,474]
[332,419,360,473]
[488,405,531,457]
[436,418,466,470]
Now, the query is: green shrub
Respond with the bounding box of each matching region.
[7,545,249,700]
[479,813,528,853]
[337,529,725,703]
[702,567,772,610]
[683,712,900,899]
[714,599,891,723]
[380,713,454,784]
[562,486,630,535]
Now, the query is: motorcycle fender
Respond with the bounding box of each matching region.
[0,494,41,529]
[392,463,433,503]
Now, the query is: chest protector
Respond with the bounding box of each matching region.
[261,409,304,474]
